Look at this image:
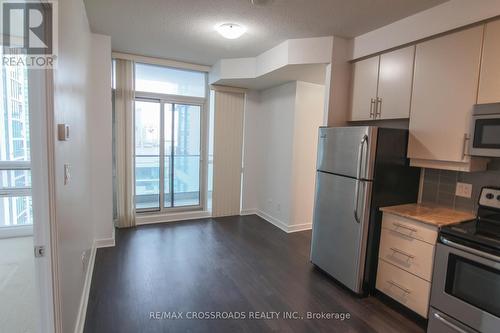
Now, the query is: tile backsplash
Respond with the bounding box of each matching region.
[421,159,500,214]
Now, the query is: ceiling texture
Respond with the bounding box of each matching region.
[84,0,448,66]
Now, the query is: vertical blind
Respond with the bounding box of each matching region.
[211,89,245,217]
[114,59,136,227]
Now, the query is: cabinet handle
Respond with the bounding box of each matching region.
[370,98,376,118]
[376,97,382,118]
[387,280,411,294]
[392,222,417,233]
[354,135,368,223]
[462,133,470,160]
[390,247,415,259]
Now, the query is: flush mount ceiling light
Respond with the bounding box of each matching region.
[215,23,246,39]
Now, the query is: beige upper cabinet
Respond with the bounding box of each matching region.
[408,26,487,171]
[377,46,415,119]
[350,46,415,121]
[478,19,500,104]
[350,56,379,121]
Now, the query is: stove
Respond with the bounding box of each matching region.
[440,187,500,255]
[428,187,500,333]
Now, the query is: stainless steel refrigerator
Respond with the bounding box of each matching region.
[310,126,420,295]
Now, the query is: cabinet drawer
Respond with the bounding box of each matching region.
[382,213,438,244]
[379,228,435,281]
[376,259,431,318]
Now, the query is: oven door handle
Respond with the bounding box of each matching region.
[440,236,500,263]
[433,312,471,333]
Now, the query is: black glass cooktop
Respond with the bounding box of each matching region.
[440,187,500,254]
[441,218,500,253]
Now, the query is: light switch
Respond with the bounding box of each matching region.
[58,124,70,141]
[64,164,71,185]
[455,182,472,198]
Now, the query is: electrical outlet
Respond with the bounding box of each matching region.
[81,251,87,269]
[81,249,90,271]
[456,182,472,198]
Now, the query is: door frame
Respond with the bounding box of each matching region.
[29,67,59,332]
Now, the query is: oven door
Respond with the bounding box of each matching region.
[431,238,500,333]
[470,114,500,157]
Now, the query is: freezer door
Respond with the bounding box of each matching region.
[316,126,377,180]
[310,171,373,294]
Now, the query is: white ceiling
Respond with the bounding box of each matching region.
[84,0,447,66]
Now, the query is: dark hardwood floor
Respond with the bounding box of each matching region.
[84,215,424,333]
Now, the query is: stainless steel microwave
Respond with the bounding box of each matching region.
[470,103,500,157]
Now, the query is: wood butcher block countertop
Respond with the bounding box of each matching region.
[380,203,476,227]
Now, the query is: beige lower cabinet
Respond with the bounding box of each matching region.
[376,213,438,318]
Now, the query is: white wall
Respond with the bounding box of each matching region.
[290,82,324,229]
[54,0,93,330]
[53,0,112,331]
[241,81,324,232]
[257,82,296,225]
[325,37,352,126]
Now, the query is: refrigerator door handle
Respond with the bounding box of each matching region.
[354,135,368,223]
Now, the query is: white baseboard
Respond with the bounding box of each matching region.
[94,227,116,248]
[136,210,212,225]
[255,210,289,233]
[74,242,97,333]
[287,223,313,233]
[242,209,312,233]
[240,208,257,216]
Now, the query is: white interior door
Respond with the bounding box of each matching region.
[29,69,56,333]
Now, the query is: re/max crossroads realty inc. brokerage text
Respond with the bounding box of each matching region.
[149,311,352,321]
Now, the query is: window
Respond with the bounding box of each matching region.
[0,52,32,227]
[134,63,205,212]
[135,63,206,97]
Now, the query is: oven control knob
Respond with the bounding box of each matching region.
[486,193,494,200]
[497,195,500,201]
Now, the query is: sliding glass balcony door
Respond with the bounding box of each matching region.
[166,103,201,208]
[135,100,202,212]
[135,100,161,210]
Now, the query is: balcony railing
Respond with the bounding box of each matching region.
[0,161,32,227]
[135,154,202,210]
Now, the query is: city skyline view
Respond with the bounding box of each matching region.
[0,53,33,227]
